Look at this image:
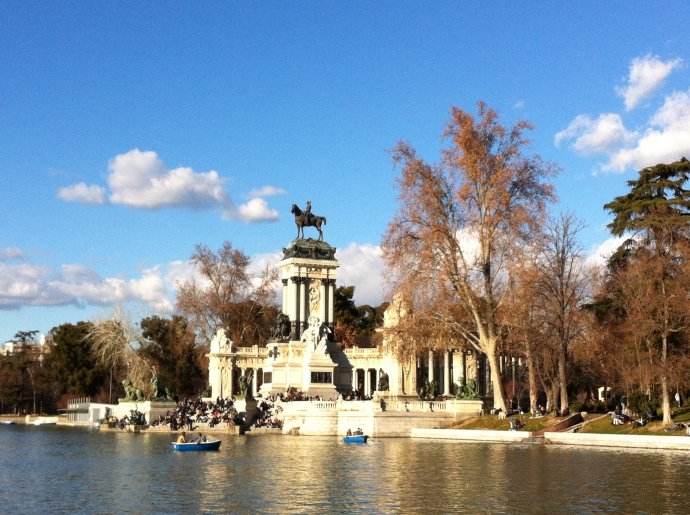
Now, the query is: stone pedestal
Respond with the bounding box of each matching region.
[207,328,235,400]
[234,398,258,425]
[260,338,338,398]
[112,400,177,424]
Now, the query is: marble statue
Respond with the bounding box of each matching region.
[302,315,330,354]
[210,328,232,354]
[308,279,321,315]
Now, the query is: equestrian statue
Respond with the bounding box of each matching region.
[291,201,327,241]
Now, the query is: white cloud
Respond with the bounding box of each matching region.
[0,262,50,308]
[247,185,287,198]
[0,247,24,261]
[0,242,390,315]
[225,198,280,223]
[584,236,628,269]
[0,254,174,312]
[57,149,282,223]
[337,243,385,306]
[555,113,637,155]
[616,54,682,110]
[513,100,525,110]
[57,182,106,204]
[107,149,227,209]
[606,88,690,171]
[127,267,172,312]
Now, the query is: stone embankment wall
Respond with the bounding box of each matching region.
[279,399,481,436]
[544,432,690,450]
[410,428,533,443]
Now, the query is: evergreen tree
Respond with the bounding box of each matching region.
[605,157,690,425]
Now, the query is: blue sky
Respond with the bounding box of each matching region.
[2,2,690,341]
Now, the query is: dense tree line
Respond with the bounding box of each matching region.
[382,102,690,424]
[0,238,386,414]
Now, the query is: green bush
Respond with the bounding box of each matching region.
[627,392,659,419]
[418,380,438,400]
[455,379,480,400]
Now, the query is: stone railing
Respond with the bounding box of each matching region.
[277,400,338,411]
[235,345,269,357]
[276,398,482,416]
[344,347,382,357]
[385,399,447,412]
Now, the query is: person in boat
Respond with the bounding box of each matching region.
[176,431,187,443]
[346,429,352,436]
[355,427,363,435]
[194,432,207,443]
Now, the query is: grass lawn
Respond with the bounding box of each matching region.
[579,411,690,436]
[450,414,562,432]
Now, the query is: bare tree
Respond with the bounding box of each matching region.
[176,241,278,346]
[535,214,589,415]
[383,102,555,412]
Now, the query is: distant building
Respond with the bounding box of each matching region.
[0,333,48,360]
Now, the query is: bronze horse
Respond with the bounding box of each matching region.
[291,204,326,241]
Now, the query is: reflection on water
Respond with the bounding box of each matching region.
[1,426,689,513]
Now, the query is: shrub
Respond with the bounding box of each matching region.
[627,392,659,419]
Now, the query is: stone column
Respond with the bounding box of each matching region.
[374,368,380,392]
[290,277,300,338]
[281,279,288,315]
[227,359,235,399]
[320,280,327,322]
[328,281,335,326]
[364,369,371,397]
[299,279,307,328]
[428,350,434,383]
[352,368,358,392]
[252,368,258,397]
[443,351,451,396]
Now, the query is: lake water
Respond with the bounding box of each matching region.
[1,425,689,514]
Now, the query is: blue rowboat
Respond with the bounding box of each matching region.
[343,434,368,444]
[171,439,221,451]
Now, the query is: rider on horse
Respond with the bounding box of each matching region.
[291,201,326,241]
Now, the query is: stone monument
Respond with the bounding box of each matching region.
[260,202,344,397]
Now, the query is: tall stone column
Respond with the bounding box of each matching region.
[364,369,371,397]
[428,350,434,383]
[352,368,358,392]
[227,358,235,399]
[299,279,307,329]
[443,351,451,396]
[328,280,335,326]
[289,277,300,338]
[252,368,258,397]
[281,279,288,316]
[374,368,380,392]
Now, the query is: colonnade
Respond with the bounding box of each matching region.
[350,367,382,397]
[425,349,455,397]
[282,276,336,339]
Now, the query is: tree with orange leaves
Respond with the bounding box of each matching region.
[383,102,556,413]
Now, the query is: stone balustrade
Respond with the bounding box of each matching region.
[344,347,382,357]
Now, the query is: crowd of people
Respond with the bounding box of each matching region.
[253,398,283,429]
[103,388,381,432]
[262,388,336,402]
[103,409,146,429]
[150,398,240,430]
